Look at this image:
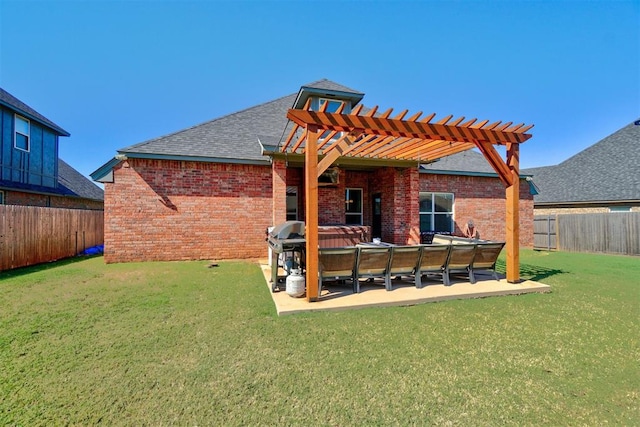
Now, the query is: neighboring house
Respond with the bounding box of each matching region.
[92,79,534,263]
[523,120,640,215]
[0,88,104,209]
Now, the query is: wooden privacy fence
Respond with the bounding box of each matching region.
[534,212,639,256]
[0,205,104,271]
[533,215,557,251]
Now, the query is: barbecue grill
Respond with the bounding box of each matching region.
[266,221,306,291]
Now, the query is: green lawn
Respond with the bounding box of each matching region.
[1,250,638,425]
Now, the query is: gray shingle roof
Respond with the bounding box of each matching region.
[120,92,295,162]
[523,120,640,204]
[300,79,362,94]
[58,159,105,201]
[119,79,362,163]
[114,79,523,179]
[0,88,70,136]
[420,150,497,174]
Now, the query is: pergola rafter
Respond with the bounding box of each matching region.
[281,101,533,302]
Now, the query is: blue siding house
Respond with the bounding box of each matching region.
[0,88,103,209]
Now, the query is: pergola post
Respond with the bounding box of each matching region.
[305,125,319,302]
[506,142,520,283]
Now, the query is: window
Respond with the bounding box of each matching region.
[419,192,454,232]
[609,206,631,212]
[0,190,4,204]
[286,186,298,220]
[345,188,363,225]
[319,98,343,113]
[317,98,347,140]
[14,115,30,152]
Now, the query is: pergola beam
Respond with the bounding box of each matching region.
[474,141,514,186]
[317,130,363,176]
[286,110,531,149]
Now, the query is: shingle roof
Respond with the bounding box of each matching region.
[420,150,497,174]
[0,88,70,136]
[58,159,105,201]
[120,92,295,162]
[119,79,361,163]
[112,79,522,179]
[300,79,362,94]
[523,120,640,204]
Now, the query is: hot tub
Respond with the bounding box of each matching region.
[318,225,371,248]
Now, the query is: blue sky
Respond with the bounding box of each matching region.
[1,0,638,180]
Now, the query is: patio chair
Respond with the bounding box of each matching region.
[445,243,477,284]
[386,245,423,290]
[355,246,392,292]
[432,234,453,245]
[472,242,505,280]
[318,247,358,298]
[415,244,451,287]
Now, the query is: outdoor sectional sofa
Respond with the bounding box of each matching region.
[317,236,506,299]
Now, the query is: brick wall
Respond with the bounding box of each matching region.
[372,167,420,245]
[420,173,534,247]
[3,189,103,210]
[104,158,272,263]
[103,160,534,264]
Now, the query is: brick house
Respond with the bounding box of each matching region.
[0,88,104,209]
[92,80,534,263]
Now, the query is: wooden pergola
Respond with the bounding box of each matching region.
[282,100,533,302]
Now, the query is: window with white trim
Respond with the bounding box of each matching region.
[419,192,454,232]
[14,115,30,152]
[345,188,363,225]
[609,206,631,212]
[286,186,298,220]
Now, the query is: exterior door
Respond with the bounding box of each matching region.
[372,193,382,239]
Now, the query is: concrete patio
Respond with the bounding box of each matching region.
[260,261,551,316]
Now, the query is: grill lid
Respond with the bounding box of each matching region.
[270,221,305,239]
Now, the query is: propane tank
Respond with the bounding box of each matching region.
[285,269,306,298]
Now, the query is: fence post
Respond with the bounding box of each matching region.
[547,215,551,251]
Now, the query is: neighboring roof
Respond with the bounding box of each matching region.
[523,120,640,205]
[118,79,357,164]
[0,159,104,202]
[58,159,104,201]
[0,88,70,136]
